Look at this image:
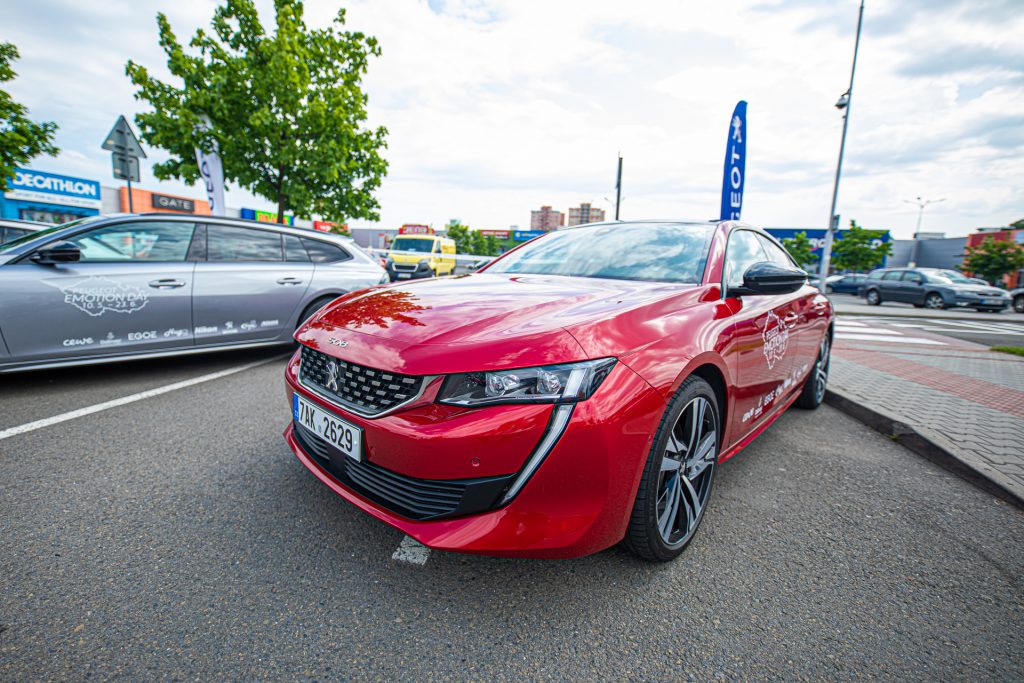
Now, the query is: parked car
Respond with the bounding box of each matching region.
[385,234,457,281]
[285,220,833,561]
[0,218,44,244]
[860,267,1010,311]
[824,273,866,294]
[0,213,387,373]
[1011,287,1024,314]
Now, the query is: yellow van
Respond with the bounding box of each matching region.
[386,234,457,281]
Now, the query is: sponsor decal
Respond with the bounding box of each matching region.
[240,320,258,331]
[163,328,189,338]
[62,337,94,347]
[762,310,789,370]
[742,365,808,423]
[195,325,218,335]
[222,321,238,334]
[100,332,123,346]
[59,277,149,317]
[259,319,279,328]
[127,330,158,341]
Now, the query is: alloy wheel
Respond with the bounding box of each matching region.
[656,396,717,547]
[814,335,831,403]
[1015,295,1024,314]
[866,290,880,305]
[925,294,944,309]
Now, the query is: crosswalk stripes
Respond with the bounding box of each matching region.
[834,319,947,345]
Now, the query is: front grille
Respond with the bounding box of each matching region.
[294,422,514,520]
[393,263,418,272]
[300,345,424,416]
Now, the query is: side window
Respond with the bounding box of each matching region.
[867,269,885,279]
[300,237,351,263]
[284,234,311,262]
[902,271,923,284]
[65,221,195,262]
[207,225,284,262]
[725,230,768,289]
[881,271,903,281]
[755,234,797,268]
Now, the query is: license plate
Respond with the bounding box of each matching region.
[293,394,362,461]
[397,273,411,279]
[979,299,990,305]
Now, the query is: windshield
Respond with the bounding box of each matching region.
[0,216,99,253]
[390,238,435,253]
[922,270,969,284]
[485,222,715,284]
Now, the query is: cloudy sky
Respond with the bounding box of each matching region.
[4,0,1023,237]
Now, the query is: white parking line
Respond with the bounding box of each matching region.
[0,356,283,442]
[835,333,946,345]
[392,535,431,565]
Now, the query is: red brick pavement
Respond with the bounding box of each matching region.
[834,347,1024,419]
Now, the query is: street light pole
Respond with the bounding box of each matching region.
[904,196,946,266]
[819,0,865,279]
[614,153,623,220]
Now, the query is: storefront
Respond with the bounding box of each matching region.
[2,168,102,223]
[119,187,210,215]
[240,208,294,225]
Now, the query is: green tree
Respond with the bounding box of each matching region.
[781,231,816,271]
[1009,218,1024,230]
[0,43,58,192]
[445,223,470,253]
[961,237,1024,285]
[830,219,893,273]
[126,0,387,223]
[483,235,500,256]
[328,223,351,237]
[467,230,486,256]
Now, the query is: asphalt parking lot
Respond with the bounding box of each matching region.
[2,352,1022,680]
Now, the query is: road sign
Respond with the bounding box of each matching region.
[111,152,140,183]
[102,116,146,158]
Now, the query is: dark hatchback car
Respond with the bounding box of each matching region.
[824,273,866,294]
[860,268,1010,311]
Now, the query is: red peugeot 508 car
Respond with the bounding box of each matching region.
[284,221,833,561]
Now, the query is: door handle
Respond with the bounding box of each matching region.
[276,277,303,285]
[783,312,799,327]
[148,279,186,289]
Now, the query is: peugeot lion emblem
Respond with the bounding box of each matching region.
[325,361,340,392]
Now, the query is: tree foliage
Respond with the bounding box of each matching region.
[781,231,816,270]
[126,0,387,223]
[830,219,893,273]
[443,223,500,255]
[0,43,58,192]
[961,237,1024,285]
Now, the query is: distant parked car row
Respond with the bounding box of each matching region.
[0,219,44,245]
[858,268,1011,312]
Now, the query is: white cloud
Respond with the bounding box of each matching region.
[3,0,1022,237]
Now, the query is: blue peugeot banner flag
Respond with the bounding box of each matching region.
[719,100,747,221]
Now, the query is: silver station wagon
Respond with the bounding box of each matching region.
[0,214,387,372]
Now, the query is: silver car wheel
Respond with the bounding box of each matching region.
[656,396,717,548]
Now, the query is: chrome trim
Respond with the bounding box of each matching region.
[499,403,575,505]
[298,357,437,420]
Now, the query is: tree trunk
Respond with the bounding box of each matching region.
[276,165,286,223]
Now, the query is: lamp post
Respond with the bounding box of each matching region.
[818,0,865,279]
[904,196,945,266]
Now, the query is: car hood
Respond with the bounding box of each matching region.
[947,283,1007,296]
[297,273,703,374]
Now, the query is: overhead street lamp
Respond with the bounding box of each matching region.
[818,0,865,279]
[904,196,946,267]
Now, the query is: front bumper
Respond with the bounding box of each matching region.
[954,296,1009,310]
[283,352,665,558]
[386,260,433,281]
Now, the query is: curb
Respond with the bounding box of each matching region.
[832,307,1023,322]
[824,387,1024,509]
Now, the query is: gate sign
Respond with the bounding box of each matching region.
[719,100,747,221]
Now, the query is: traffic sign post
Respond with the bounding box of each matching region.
[102,115,146,213]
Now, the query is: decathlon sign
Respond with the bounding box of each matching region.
[5,168,102,209]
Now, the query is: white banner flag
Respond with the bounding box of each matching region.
[195,116,226,216]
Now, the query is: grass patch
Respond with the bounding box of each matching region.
[991,346,1024,357]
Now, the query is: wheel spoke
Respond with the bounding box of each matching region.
[665,431,686,457]
[661,456,682,472]
[680,474,701,527]
[658,476,681,539]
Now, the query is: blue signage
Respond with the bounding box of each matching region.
[719,100,747,221]
[513,230,546,242]
[5,168,102,209]
[765,228,892,267]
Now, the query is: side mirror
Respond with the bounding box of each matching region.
[730,261,807,297]
[30,241,81,265]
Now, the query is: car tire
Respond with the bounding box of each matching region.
[796,332,831,410]
[924,293,946,310]
[825,285,834,294]
[296,295,338,330]
[1014,295,1024,314]
[912,303,924,308]
[866,289,881,305]
[623,375,719,562]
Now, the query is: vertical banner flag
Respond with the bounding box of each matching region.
[194,115,226,216]
[719,100,747,221]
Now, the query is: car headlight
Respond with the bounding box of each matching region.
[437,358,616,407]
